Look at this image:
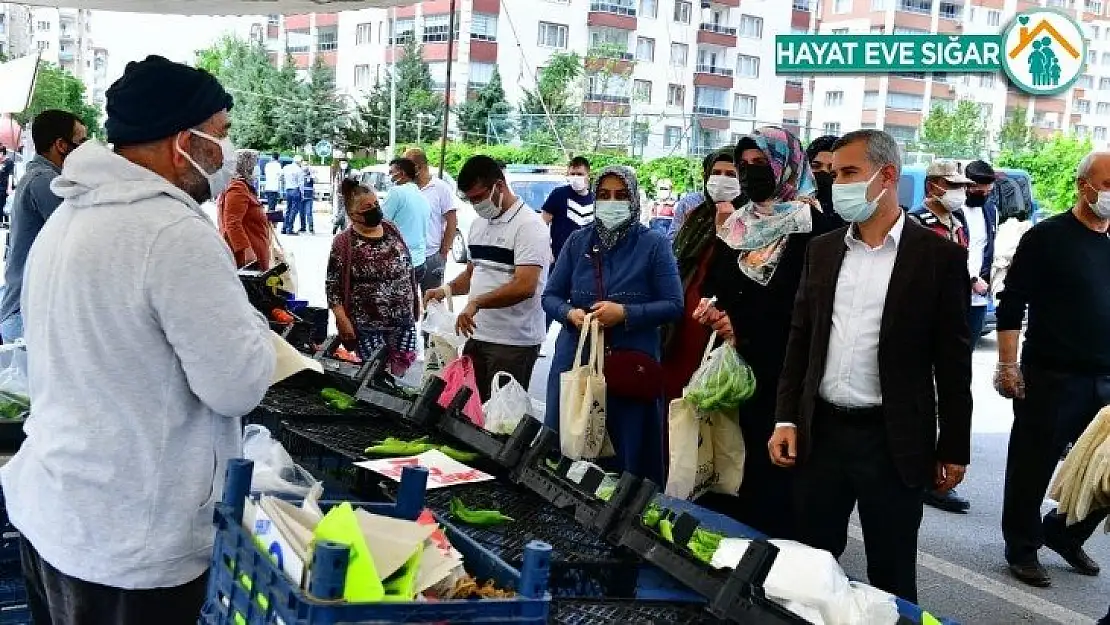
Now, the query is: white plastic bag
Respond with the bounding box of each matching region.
[423,299,465,384]
[0,342,29,420]
[243,424,319,498]
[482,372,531,435]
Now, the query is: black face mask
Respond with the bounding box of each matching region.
[813,171,834,207]
[965,192,988,208]
[741,164,777,203]
[362,208,384,228]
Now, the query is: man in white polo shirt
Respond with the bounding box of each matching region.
[424,155,549,401]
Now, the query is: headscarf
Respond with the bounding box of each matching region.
[592,165,641,250]
[235,149,259,182]
[673,149,743,286]
[718,126,816,286]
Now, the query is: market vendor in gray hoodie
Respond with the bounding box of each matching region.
[0,55,275,625]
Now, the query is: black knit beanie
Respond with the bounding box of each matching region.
[105,55,233,147]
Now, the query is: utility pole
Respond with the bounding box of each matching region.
[436,0,458,180]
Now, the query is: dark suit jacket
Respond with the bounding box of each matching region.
[776,219,973,488]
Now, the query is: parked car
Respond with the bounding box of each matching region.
[358,165,474,262]
[897,165,1039,217]
[503,165,566,214]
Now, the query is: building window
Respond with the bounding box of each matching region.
[664,126,682,148]
[538,21,568,48]
[825,91,845,107]
[354,64,372,88]
[1101,78,1110,90]
[471,13,498,41]
[37,40,49,50]
[887,91,924,111]
[634,79,652,103]
[979,74,996,88]
[670,43,688,66]
[36,20,50,31]
[1097,102,1110,115]
[267,14,280,26]
[1103,53,1110,66]
[899,0,932,15]
[469,61,495,86]
[893,26,927,35]
[640,0,658,18]
[636,37,655,62]
[423,14,459,43]
[863,91,879,108]
[831,28,849,34]
[674,0,692,23]
[1097,127,1108,141]
[823,122,842,135]
[886,125,918,144]
[1088,0,1104,12]
[739,15,763,38]
[1077,125,1090,137]
[939,1,961,19]
[1091,50,1100,65]
[392,18,415,44]
[1077,99,1092,114]
[1079,74,1094,89]
[734,94,757,117]
[667,84,685,107]
[736,54,760,78]
[356,22,372,45]
[834,0,852,13]
[317,26,338,52]
[286,28,311,53]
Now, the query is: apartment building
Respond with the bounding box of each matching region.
[258,0,789,159]
[0,4,31,60]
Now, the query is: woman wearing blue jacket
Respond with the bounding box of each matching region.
[542,166,684,484]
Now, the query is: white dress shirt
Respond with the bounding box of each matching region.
[963,204,990,307]
[817,211,906,409]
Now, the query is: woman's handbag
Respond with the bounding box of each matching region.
[590,248,664,402]
[269,224,298,295]
[559,316,614,460]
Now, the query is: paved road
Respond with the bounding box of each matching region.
[285,230,1110,623]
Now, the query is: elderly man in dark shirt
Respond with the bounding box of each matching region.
[996,151,1110,588]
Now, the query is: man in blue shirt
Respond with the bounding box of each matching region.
[541,156,594,263]
[384,157,430,282]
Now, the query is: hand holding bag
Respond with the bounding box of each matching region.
[559,316,614,459]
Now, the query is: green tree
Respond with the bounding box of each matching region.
[303,58,344,148]
[919,100,986,159]
[270,54,310,150]
[343,78,390,152]
[14,62,100,137]
[393,38,443,144]
[998,134,1090,214]
[998,106,1039,154]
[519,52,582,149]
[456,67,510,143]
[196,36,282,150]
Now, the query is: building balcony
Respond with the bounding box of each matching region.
[58,50,74,61]
[693,105,730,118]
[785,83,803,104]
[583,99,631,115]
[694,65,735,89]
[697,23,737,46]
[587,2,637,30]
[584,93,632,104]
[587,46,634,61]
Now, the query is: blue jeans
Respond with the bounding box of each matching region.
[968,305,988,350]
[264,191,280,212]
[282,189,302,233]
[302,198,314,232]
[0,312,23,343]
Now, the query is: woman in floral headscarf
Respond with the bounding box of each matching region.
[218,149,272,270]
[542,166,684,484]
[691,127,844,539]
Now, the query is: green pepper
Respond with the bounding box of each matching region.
[321,388,357,411]
[641,504,662,529]
[449,497,513,526]
[659,518,675,543]
[365,436,436,456]
[596,486,615,502]
[686,527,724,563]
[437,445,480,463]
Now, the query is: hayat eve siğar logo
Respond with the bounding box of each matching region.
[1001,9,1086,96]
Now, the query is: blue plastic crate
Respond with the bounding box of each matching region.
[201,459,552,625]
[0,604,29,625]
[0,562,25,607]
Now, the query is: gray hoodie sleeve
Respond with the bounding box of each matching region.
[145,216,275,417]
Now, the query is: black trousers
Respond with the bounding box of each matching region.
[1002,364,1110,564]
[794,402,924,603]
[20,537,208,625]
[462,339,540,403]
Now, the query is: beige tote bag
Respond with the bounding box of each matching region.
[559,317,613,460]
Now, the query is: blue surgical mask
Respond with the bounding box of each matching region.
[595,200,631,228]
[831,170,886,223]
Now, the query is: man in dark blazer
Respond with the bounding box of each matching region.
[770,129,973,603]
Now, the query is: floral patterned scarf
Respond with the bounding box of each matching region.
[718,126,816,286]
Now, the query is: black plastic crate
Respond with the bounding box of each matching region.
[245,382,376,436]
[279,419,448,500]
[0,421,25,455]
[550,599,722,625]
[422,481,638,599]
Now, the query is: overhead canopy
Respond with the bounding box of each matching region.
[16,0,415,15]
[0,54,40,115]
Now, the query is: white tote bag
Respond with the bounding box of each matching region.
[664,396,705,499]
[559,317,612,460]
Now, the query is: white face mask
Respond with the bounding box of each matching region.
[567,174,589,193]
[473,185,503,220]
[595,200,631,228]
[1088,183,1110,219]
[832,170,886,223]
[937,187,967,212]
[176,129,235,200]
[705,174,742,203]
